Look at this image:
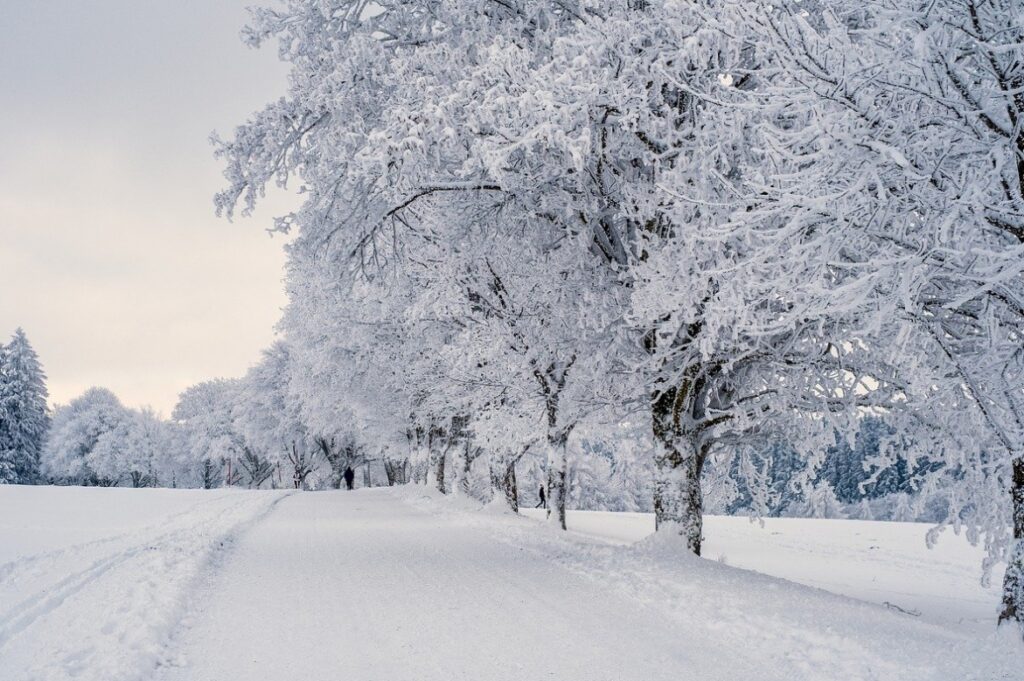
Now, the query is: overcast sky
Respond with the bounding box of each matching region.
[0,1,295,415]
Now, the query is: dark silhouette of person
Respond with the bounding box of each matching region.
[536,485,546,509]
[343,466,355,490]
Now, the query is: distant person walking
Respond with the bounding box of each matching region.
[343,466,355,491]
[536,485,546,509]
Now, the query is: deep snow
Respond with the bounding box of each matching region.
[520,508,1004,632]
[0,486,291,681]
[1,485,1021,681]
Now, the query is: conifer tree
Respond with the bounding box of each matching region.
[0,329,49,484]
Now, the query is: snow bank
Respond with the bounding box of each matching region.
[396,487,1024,680]
[0,485,291,681]
[519,508,1005,631]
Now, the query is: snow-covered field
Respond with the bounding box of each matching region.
[1,485,1021,681]
[521,508,1004,632]
[0,486,291,681]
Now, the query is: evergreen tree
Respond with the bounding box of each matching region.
[0,329,49,484]
[0,340,12,483]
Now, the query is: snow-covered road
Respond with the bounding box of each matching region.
[3,486,1021,681]
[159,489,712,681]
[158,489,1021,681]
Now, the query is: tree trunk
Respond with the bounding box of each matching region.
[652,433,704,555]
[999,456,1024,635]
[651,383,704,555]
[435,449,447,494]
[489,456,519,513]
[502,460,519,513]
[546,435,569,530]
[458,443,474,496]
[412,445,429,484]
[202,458,218,489]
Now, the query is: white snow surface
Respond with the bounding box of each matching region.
[2,485,1021,681]
[520,508,1006,632]
[0,486,291,681]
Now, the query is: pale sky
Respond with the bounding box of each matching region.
[0,1,296,415]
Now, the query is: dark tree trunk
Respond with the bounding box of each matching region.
[435,451,446,494]
[651,383,705,555]
[239,448,274,489]
[290,443,313,490]
[316,436,346,489]
[384,457,409,485]
[459,443,478,496]
[490,458,519,513]
[533,358,575,530]
[546,433,569,530]
[224,457,242,487]
[999,456,1024,635]
[201,458,219,489]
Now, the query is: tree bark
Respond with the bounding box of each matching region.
[533,358,575,530]
[435,450,446,494]
[546,435,569,530]
[652,435,704,555]
[458,443,476,497]
[999,456,1024,635]
[651,385,705,555]
[490,457,519,513]
[201,458,218,489]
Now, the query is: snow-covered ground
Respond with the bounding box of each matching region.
[0,486,291,681]
[521,508,1004,632]
[1,485,1021,681]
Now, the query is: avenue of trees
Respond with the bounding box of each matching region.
[7,0,1021,636]
[209,0,1023,634]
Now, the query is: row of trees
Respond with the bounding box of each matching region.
[209,0,1024,634]
[38,348,374,491]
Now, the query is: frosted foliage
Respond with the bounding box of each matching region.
[212,0,1024,628]
[740,0,1024,581]
[173,379,248,486]
[88,409,169,488]
[0,329,49,484]
[42,388,129,485]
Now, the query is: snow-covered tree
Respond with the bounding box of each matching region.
[212,5,1024,641]
[0,340,11,484]
[42,388,130,485]
[741,0,1024,634]
[235,341,319,489]
[0,328,50,484]
[213,0,900,546]
[88,408,169,488]
[173,379,249,488]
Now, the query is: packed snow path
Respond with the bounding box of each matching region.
[160,489,705,681]
[159,489,1021,681]
[4,486,1020,680]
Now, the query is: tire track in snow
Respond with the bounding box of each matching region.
[0,490,292,681]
